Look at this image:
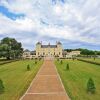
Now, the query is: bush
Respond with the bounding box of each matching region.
[35,60,37,64]
[27,64,30,71]
[66,64,69,70]
[57,58,59,61]
[72,58,75,61]
[77,59,100,65]
[87,78,96,94]
[60,60,63,64]
[0,79,5,94]
[39,58,41,61]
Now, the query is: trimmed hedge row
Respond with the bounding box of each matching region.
[77,59,100,66]
[0,60,19,66]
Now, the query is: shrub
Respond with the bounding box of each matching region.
[57,58,59,61]
[87,78,96,94]
[35,60,37,64]
[72,58,75,61]
[66,64,69,70]
[39,58,41,61]
[60,60,63,64]
[27,64,30,71]
[77,59,100,65]
[0,79,5,94]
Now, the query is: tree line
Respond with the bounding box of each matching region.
[64,48,100,55]
[0,37,23,60]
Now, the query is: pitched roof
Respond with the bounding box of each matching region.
[57,41,62,45]
[41,45,57,48]
[36,42,41,45]
[24,49,30,52]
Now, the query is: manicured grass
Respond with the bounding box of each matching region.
[0,60,18,65]
[55,59,100,100]
[80,58,100,63]
[0,59,43,100]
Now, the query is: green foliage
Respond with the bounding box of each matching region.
[66,64,69,70]
[80,49,95,55]
[0,60,43,99]
[0,37,23,60]
[0,79,4,94]
[57,58,59,61]
[35,60,37,64]
[64,48,100,56]
[60,60,63,64]
[27,64,30,71]
[39,58,41,61]
[72,58,75,61]
[87,78,96,94]
[96,51,100,55]
[55,59,100,100]
[94,57,95,60]
[77,59,100,65]
[64,49,72,52]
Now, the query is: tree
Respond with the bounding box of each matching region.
[80,49,95,55]
[0,79,5,94]
[0,37,23,60]
[87,78,96,94]
[27,64,30,71]
[66,64,69,70]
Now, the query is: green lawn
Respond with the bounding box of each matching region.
[55,59,100,100]
[79,58,100,63]
[0,59,16,65]
[0,59,43,100]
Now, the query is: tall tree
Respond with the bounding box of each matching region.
[0,37,23,59]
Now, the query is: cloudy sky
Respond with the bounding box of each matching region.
[0,0,100,50]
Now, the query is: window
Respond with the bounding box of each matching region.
[43,52,45,55]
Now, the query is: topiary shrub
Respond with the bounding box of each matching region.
[35,60,37,64]
[27,64,30,71]
[66,64,69,70]
[39,58,41,61]
[87,78,96,94]
[94,57,95,60]
[60,60,63,64]
[0,79,5,94]
[57,58,59,61]
[72,58,75,61]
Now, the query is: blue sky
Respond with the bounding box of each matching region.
[0,0,100,50]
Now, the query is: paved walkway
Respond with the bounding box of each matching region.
[20,58,70,100]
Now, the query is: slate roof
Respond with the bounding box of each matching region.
[24,49,30,52]
[57,41,62,45]
[41,45,57,48]
[30,51,36,55]
[36,42,41,45]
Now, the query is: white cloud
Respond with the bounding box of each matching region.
[0,0,100,50]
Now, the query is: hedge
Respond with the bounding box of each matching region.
[77,59,100,66]
[0,60,19,66]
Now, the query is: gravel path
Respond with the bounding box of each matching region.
[20,58,70,100]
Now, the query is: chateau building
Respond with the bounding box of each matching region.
[22,49,36,59]
[36,42,63,57]
[22,42,81,59]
